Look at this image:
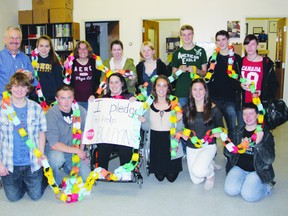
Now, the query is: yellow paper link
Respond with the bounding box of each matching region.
[170,115,177,124]
[182,128,191,137]
[192,66,197,73]
[227,64,233,70]
[59,193,68,202]
[258,114,264,124]
[174,105,182,113]
[106,70,114,78]
[18,127,27,137]
[34,149,42,158]
[72,155,81,163]
[132,153,139,161]
[252,97,261,105]
[204,72,213,80]
[170,127,176,135]
[31,60,38,68]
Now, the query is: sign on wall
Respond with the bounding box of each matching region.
[83,98,143,148]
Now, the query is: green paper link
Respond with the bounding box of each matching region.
[212,127,222,134]
[73,109,81,117]
[171,139,178,148]
[191,136,198,144]
[26,139,35,149]
[211,52,217,60]
[240,77,247,83]
[171,150,177,158]
[250,85,256,94]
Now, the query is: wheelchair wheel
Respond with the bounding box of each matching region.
[90,145,99,171]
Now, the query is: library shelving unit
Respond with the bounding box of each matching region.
[20,22,80,61]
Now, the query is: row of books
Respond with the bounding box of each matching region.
[52,38,74,51]
[27,24,71,39]
[24,39,74,54]
[54,24,71,37]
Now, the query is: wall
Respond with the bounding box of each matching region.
[0,0,21,48]
[11,0,288,102]
[157,19,180,64]
[246,18,278,61]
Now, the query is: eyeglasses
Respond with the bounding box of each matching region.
[78,48,88,51]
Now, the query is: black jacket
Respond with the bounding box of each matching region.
[136,58,168,87]
[225,125,275,183]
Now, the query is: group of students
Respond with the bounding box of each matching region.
[0,24,277,203]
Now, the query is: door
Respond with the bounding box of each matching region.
[85,21,119,60]
[142,20,159,58]
[275,18,286,99]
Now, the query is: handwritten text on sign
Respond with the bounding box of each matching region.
[83,98,143,148]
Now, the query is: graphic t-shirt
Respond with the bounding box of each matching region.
[73,60,94,101]
[13,105,31,166]
[236,129,255,172]
[35,55,63,103]
[241,57,263,102]
[170,46,207,98]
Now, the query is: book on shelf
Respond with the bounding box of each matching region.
[55,24,71,37]
[52,38,74,51]
[36,26,46,38]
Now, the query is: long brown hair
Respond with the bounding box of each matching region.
[184,78,212,126]
[151,75,172,105]
[36,35,61,67]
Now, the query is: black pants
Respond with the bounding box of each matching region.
[97,144,133,170]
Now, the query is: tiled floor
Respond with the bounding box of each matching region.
[1,123,288,216]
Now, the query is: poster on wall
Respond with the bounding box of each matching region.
[227,21,240,38]
[82,98,143,148]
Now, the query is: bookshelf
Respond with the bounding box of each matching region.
[20,22,80,60]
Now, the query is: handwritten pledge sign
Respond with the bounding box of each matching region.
[83,98,143,148]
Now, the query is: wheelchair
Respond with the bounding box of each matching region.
[88,134,147,188]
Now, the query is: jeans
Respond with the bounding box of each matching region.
[212,100,239,142]
[1,166,45,202]
[77,101,88,111]
[224,166,271,202]
[48,150,91,186]
[178,97,188,108]
[187,145,216,184]
[178,97,188,155]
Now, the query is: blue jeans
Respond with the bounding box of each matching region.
[77,101,88,111]
[1,166,45,202]
[224,166,271,202]
[178,97,188,155]
[47,150,91,186]
[212,100,238,142]
[178,97,188,108]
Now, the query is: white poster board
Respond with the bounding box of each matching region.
[83,98,143,148]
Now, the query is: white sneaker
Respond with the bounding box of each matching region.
[121,172,132,181]
[204,174,215,190]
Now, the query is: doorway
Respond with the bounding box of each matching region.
[142,19,180,64]
[85,21,119,61]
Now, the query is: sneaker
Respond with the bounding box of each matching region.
[269,180,276,189]
[211,160,222,171]
[204,174,215,190]
[121,172,132,181]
